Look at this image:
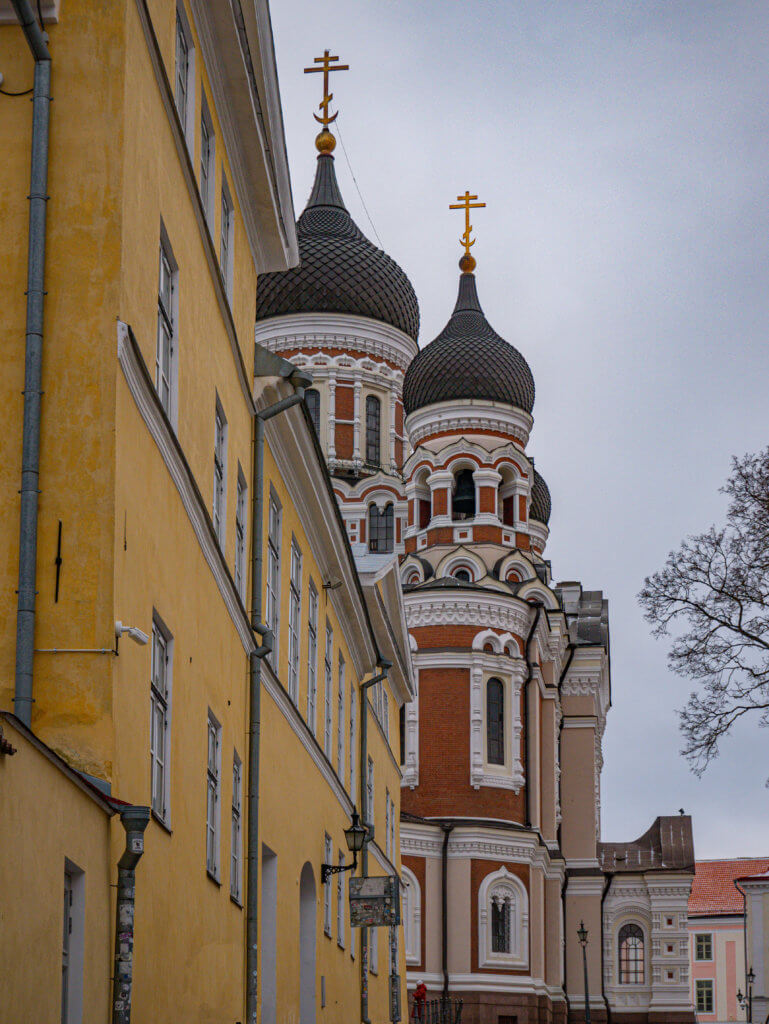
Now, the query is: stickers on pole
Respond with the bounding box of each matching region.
[349,875,401,927]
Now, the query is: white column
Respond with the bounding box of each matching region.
[353,377,362,469]
[472,467,502,526]
[426,469,453,527]
[327,376,337,469]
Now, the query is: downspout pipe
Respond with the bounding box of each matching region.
[556,644,575,852]
[601,872,614,1024]
[523,603,543,830]
[246,367,311,1024]
[734,879,749,1019]
[359,659,392,1024]
[111,805,151,1024]
[441,823,455,999]
[11,0,52,728]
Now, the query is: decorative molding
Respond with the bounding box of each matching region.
[405,400,533,449]
[117,322,255,655]
[401,865,422,965]
[405,592,531,637]
[469,659,524,792]
[478,866,529,970]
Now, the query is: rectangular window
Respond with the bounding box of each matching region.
[288,539,302,703]
[324,623,333,759]
[265,491,281,667]
[231,753,242,901]
[337,850,346,948]
[174,7,193,142]
[696,980,714,1014]
[220,177,234,299]
[307,581,318,730]
[323,833,333,935]
[399,705,406,767]
[382,688,389,741]
[213,399,227,548]
[206,712,222,879]
[349,687,356,797]
[337,653,345,777]
[200,95,215,225]
[156,235,177,422]
[366,756,374,826]
[150,616,172,823]
[235,467,247,600]
[385,788,391,858]
[389,793,395,862]
[695,933,713,961]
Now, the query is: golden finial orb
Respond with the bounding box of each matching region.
[315,129,336,154]
[459,253,476,274]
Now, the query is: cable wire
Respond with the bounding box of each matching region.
[334,115,384,248]
[0,86,33,96]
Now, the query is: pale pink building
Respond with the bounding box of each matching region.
[688,859,769,1023]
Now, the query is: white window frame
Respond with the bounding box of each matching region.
[220,175,234,300]
[323,833,333,936]
[477,866,529,969]
[383,688,389,741]
[150,614,173,825]
[694,932,713,962]
[349,687,356,797]
[288,538,302,703]
[200,92,215,227]
[265,489,282,668]
[385,789,391,858]
[307,580,318,731]
[366,756,374,828]
[337,850,346,949]
[696,979,714,1014]
[234,465,247,601]
[230,751,242,902]
[206,711,222,880]
[156,228,179,427]
[213,397,227,549]
[337,652,345,777]
[174,3,195,147]
[402,866,422,966]
[324,623,333,759]
[388,793,395,862]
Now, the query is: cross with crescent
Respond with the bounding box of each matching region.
[449,191,486,257]
[303,50,349,127]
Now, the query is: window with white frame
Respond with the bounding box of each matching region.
[200,94,215,226]
[307,580,318,730]
[618,923,645,984]
[324,623,333,759]
[349,690,356,797]
[323,833,333,936]
[694,933,713,961]
[206,712,222,879]
[265,491,281,667]
[230,752,242,901]
[385,789,390,858]
[388,792,395,861]
[174,5,194,144]
[478,866,528,969]
[156,233,177,422]
[212,399,227,548]
[382,688,389,741]
[287,539,302,703]
[696,979,714,1014]
[234,467,247,600]
[337,851,346,948]
[337,653,345,777]
[150,615,172,823]
[220,177,234,299]
[366,756,374,826]
[402,866,421,965]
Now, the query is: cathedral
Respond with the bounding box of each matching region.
[255,111,696,1024]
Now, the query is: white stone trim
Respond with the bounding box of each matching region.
[470,655,526,792]
[401,865,422,965]
[405,400,533,448]
[405,592,531,637]
[478,866,529,970]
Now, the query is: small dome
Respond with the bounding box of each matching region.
[256,154,419,341]
[402,272,534,416]
[531,469,551,525]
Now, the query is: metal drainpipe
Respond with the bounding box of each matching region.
[11,0,51,728]
[245,370,311,1024]
[734,880,749,1020]
[522,603,543,830]
[360,661,391,1024]
[111,805,151,1024]
[600,872,613,1024]
[556,645,575,851]
[441,822,455,999]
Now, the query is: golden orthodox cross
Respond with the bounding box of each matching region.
[303,50,349,126]
[449,191,486,257]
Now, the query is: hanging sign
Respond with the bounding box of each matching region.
[349,875,401,927]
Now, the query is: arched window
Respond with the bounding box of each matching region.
[478,866,528,969]
[618,923,645,984]
[486,678,504,765]
[453,568,471,583]
[402,867,422,965]
[366,395,381,466]
[491,890,514,953]
[305,388,320,435]
[368,503,393,553]
[452,468,475,520]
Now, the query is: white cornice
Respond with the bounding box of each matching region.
[117,322,255,655]
[405,592,531,637]
[405,400,533,449]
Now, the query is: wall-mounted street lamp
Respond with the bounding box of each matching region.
[321,807,368,884]
[737,966,755,1021]
[577,921,592,1024]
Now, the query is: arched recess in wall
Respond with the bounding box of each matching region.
[477,866,529,970]
[401,865,422,965]
[299,862,317,1024]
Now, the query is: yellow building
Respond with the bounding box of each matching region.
[0,1,412,1021]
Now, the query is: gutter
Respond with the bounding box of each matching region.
[523,603,543,830]
[245,361,310,1024]
[600,872,613,1024]
[11,0,52,727]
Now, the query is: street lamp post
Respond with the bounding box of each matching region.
[737,966,755,1023]
[320,807,368,884]
[577,920,591,1024]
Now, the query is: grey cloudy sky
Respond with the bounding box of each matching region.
[268,1,769,859]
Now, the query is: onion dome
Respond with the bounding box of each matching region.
[256,152,419,341]
[531,468,551,525]
[402,270,535,415]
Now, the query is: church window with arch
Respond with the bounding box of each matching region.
[365,395,381,466]
[491,890,514,953]
[452,468,475,520]
[486,678,505,765]
[368,503,393,553]
[478,867,528,969]
[453,567,472,583]
[618,923,645,984]
[305,388,320,435]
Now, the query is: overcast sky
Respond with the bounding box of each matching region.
[269,1,769,859]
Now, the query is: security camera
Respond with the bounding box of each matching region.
[115,621,149,646]
[322,578,342,591]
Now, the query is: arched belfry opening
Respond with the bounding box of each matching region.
[452,468,475,520]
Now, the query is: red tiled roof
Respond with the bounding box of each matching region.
[689,859,769,916]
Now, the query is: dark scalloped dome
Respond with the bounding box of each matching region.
[255,154,419,341]
[531,468,551,524]
[402,272,534,415]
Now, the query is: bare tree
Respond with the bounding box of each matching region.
[639,447,769,776]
